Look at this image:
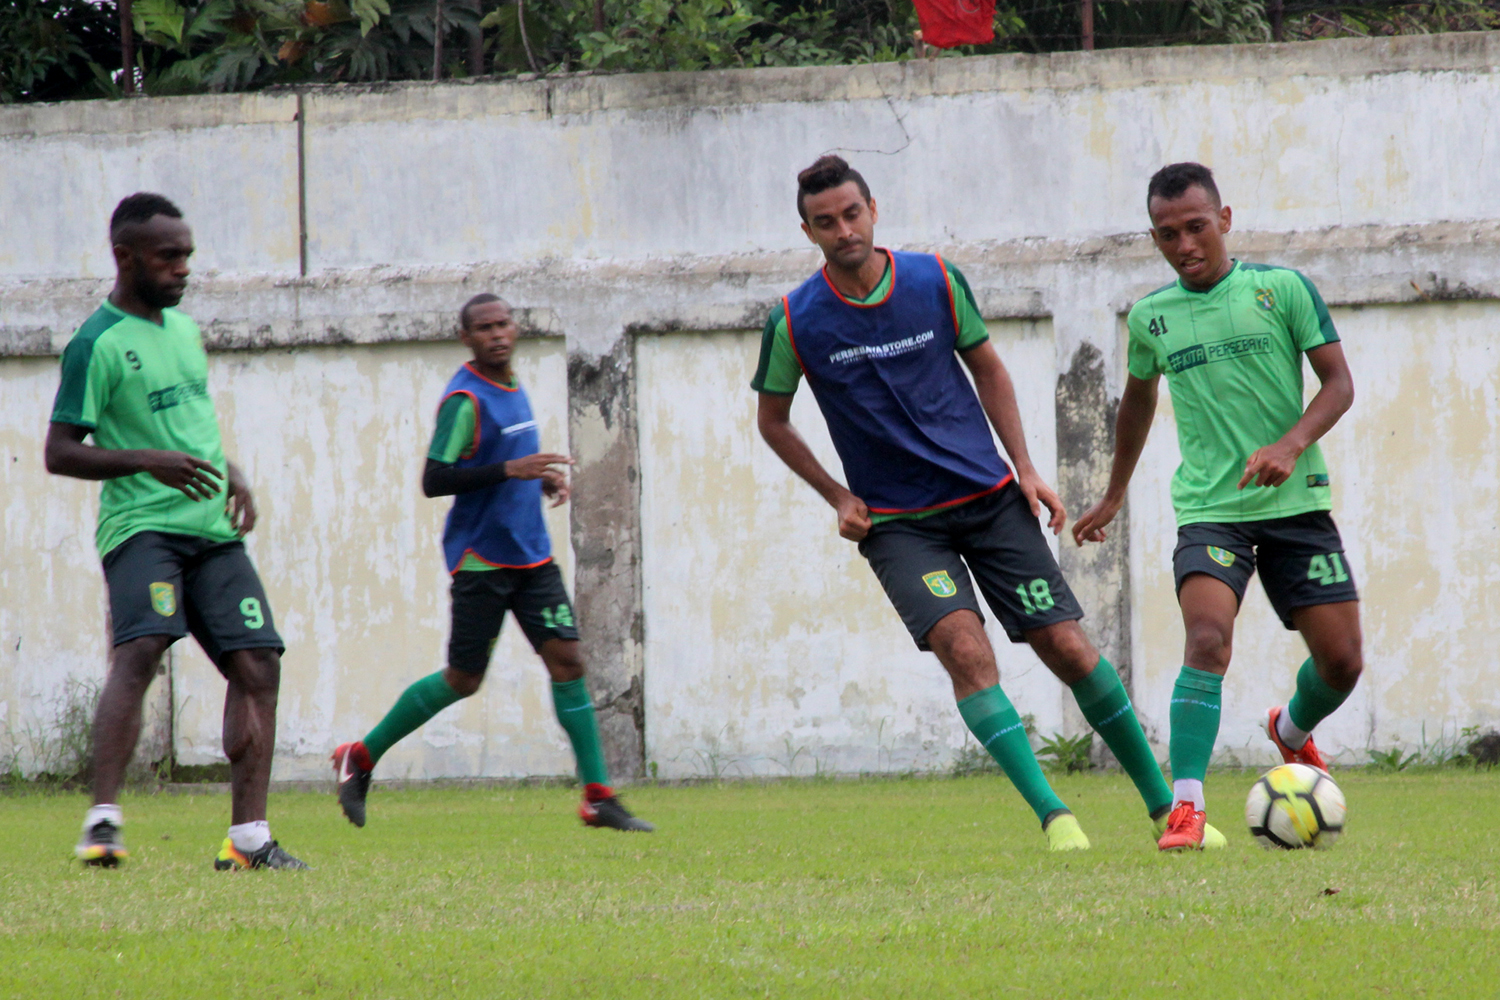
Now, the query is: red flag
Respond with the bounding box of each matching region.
[913,0,997,48]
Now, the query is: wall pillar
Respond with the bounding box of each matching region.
[566,337,647,781]
[1052,292,1135,753]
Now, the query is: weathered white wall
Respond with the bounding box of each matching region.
[637,322,1060,778]
[0,338,574,781]
[2,33,1498,780]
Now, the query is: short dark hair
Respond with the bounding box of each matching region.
[796,155,871,222]
[1147,162,1220,211]
[110,192,183,243]
[459,293,509,330]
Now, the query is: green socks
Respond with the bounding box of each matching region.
[1288,656,1353,733]
[552,678,610,787]
[363,671,465,764]
[1168,665,1223,784]
[360,673,611,789]
[1070,658,1172,817]
[957,684,1067,826]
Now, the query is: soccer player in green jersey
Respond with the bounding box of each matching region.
[330,295,652,833]
[45,194,306,870]
[754,156,1224,851]
[1074,163,1363,851]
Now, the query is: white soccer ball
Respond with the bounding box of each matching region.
[1245,763,1346,849]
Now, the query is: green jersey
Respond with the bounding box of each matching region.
[51,301,238,558]
[1126,261,1341,525]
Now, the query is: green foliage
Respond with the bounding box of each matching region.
[1366,723,1495,771]
[1037,730,1094,773]
[0,675,101,788]
[0,0,116,102]
[2,0,1497,101]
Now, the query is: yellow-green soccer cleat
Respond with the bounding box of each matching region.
[214,838,310,871]
[1154,807,1227,850]
[1045,812,1091,852]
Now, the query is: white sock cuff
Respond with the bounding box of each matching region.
[1172,779,1206,812]
[1275,707,1311,750]
[228,820,272,853]
[84,804,123,830]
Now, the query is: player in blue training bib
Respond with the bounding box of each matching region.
[331,294,652,834]
[753,156,1225,852]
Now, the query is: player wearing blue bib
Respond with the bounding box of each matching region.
[332,295,651,833]
[754,157,1221,851]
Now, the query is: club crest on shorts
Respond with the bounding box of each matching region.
[922,571,958,598]
[1206,546,1236,568]
[149,582,177,617]
[1255,288,1276,310]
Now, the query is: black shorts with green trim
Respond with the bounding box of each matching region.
[1172,511,1359,630]
[448,561,578,674]
[102,530,283,670]
[857,482,1084,649]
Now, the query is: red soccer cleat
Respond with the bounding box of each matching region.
[1156,800,1207,851]
[1266,706,1328,771]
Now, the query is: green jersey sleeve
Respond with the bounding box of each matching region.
[1125,302,1164,380]
[51,328,119,429]
[428,393,478,462]
[750,302,802,396]
[945,263,989,351]
[1281,270,1340,352]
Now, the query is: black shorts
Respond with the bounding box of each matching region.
[448,561,579,675]
[857,482,1084,648]
[1173,511,1359,630]
[102,530,283,669]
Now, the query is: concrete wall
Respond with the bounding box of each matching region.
[1,33,1497,781]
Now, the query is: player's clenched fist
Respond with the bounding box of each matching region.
[835,491,872,542]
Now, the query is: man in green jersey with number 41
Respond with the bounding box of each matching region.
[1074,163,1364,851]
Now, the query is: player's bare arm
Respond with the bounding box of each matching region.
[960,341,1065,534]
[756,392,871,541]
[1238,342,1354,489]
[44,420,224,500]
[1072,372,1160,545]
[225,461,257,535]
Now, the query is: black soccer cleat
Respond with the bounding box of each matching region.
[331,741,374,827]
[76,820,128,867]
[214,838,310,871]
[580,793,655,832]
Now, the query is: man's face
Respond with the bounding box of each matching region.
[800,181,878,271]
[116,215,194,309]
[1148,185,1232,288]
[461,301,518,369]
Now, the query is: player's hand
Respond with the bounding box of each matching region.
[541,468,570,508]
[504,453,574,481]
[1017,469,1066,536]
[835,490,872,542]
[139,450,223,501]
[1238,441,1300,489]
[1072,494,1123,546]
[225,463,257,536]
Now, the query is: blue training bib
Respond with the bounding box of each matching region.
[784,250,1011,514]
[438,362,553,572]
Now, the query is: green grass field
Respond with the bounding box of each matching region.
[2,771,1496,999]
